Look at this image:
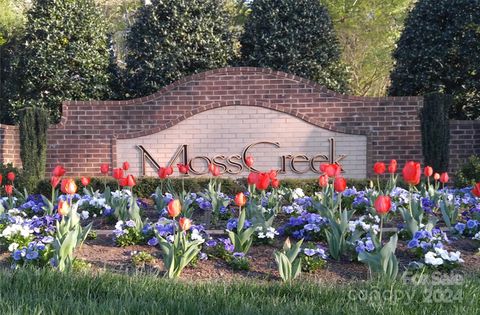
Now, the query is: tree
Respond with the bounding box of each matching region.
[240,0,349,93]
[124,0,237,98]
[323,0,413,97]
[389,0,480,120]
[10,0,112,122]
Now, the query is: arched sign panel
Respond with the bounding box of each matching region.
[116,106,367,178]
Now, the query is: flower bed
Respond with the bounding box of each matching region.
[1,159,480,282]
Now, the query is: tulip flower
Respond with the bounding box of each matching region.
[100,163,109,175]
[402,161,421,186]
[210,164,220,177]
[57,200,69,216]
[64,179,77,195]
[334,177,347,193]
[60,179,68,194]
[168,199,182,218]
[321,163,341,177]
[247,172,258,186]
[440,172,449,184]
[388,159,397,174]
[424,166,433,177]
[472,183,480,198]
[268,170,278,180]
[373,162,386,175]
[158,166,173,179]
[235,192,247,207]
[433,173,440,181]
[271,178,280,189]
[256,173,270,190]
[52,165,66,177]
[122,161,130,171]
[113,168,124,180]
[318,174,328,188]
[124,174,136,187]
[4,184,13,196]
[51,176,61,188]
[0,174,2,185]
[374,195,391,216]
[81,177,91,186]
[245,156,254,168]
[177,163,189,174]
[179,217,192,231]
[7,172,15,182]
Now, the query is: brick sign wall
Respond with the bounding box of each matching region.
[0,67,478,177]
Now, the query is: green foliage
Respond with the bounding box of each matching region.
[124,0,236,98]
[389,0,480,119]
[131,251,155,268]
[53,202,92,272]
[0,0,27,46]
[10,0,112,122]
[155,225,204,279]
[18,107,49,192]
[420,93,451,173]
[454,155,480,187]
[227,208,255,254]
[274,238,303,282]
[323,0,413,96]
[240,0,349,93]
[358,233,399,280]
[116,226,144,247]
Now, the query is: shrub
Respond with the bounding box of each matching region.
[455,155,480,187]
[420,92,451,173]
[124,0,236,98]
[18,107,49,192]
[389,0,480,120]
[240,0,349,93]
[11,0,112,122]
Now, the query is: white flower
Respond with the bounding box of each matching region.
[425,251,443,266]
[473,232,480,240]
[81,211,90,220]
[435,248,450,260]
[257,232,265,239]
[449,251,464,263]
[115,220,124,230]
[292,188,305,199]
[8,242,18,252]
[190,229,204,241]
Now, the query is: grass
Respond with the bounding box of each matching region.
[0,268,479,314]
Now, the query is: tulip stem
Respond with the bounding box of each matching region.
[379,216,384,244]
[377,175,381,192]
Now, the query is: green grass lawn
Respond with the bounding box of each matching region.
[0,268,478,314]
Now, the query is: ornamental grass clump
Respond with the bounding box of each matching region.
[155,199,204,279]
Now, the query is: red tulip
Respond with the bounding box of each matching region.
[472,183,480,198]
[60,179,68,194]
[7,172,15,182]
[321,163,341,177]
[64,179,77,195]
[167,199,181,218]
[424,166,433,177]
[179,217,192,231]
[234,192,247,207]
[122,161,130,171]
[318,174,328,188]
[113,168,124,180]
[81,177,91,186]
[271,178,280,189]
[373,162,386,175]
[208,163,216,174]
[247,172,258,185]
[52,165,66,177]
[4,184,13,196]
[177,163,189,174]
[374,195,391,216]
[0,174,2,185]
[433,173,440,181]
[210,165,220,177]
[100,163,109,175]
[120,175,136,187]
[256,173,270,190]
[402,161,421,186]
[158,166,173,179]
[388,159,397,174]
[245,156,254,168]
[440,172,449,184]
[268,170,278,180]
[334,177,347,192]
[57,200,69,216]
[50,176,61,189]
